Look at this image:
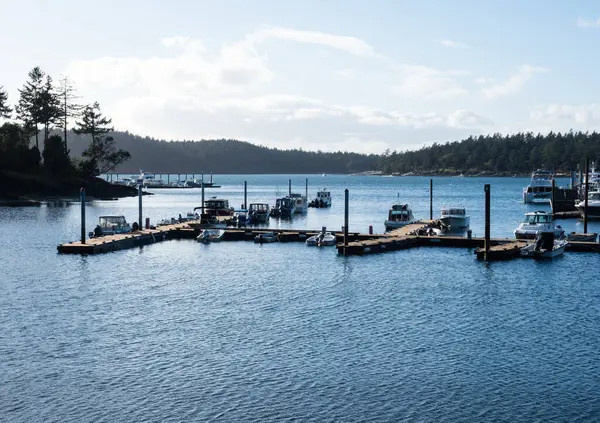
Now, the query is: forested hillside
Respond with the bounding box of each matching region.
[66,131,379,174]
[378,131,600,175]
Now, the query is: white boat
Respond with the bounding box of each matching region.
[576,191,600,219]
[308,188,332,208]
[290,193,308,214]
[523,169,553,204]
[91,215,132,237]
[514,211,564,240]
[520,231,567,258]
[384,204,415,230]
[567,232,598,242]
[254,232,279,243]
[306,228,336,246]
[111,178,134,187]
[439,207,470,230]
[196,229,225,243]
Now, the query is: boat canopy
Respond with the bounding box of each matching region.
[523,212,553,223]
[442,208,465,215]
[204,198,229,209]
[249,203,269,212]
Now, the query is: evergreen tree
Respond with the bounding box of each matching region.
[73,101,113,144]
[16,66,45,149]
[56,76,83,155]
[39,75,61,145]
[42,134,70,174]
[0,86,11,119]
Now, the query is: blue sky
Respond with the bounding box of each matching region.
[1,0,600,153]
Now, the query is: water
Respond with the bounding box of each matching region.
[2,175,600,422]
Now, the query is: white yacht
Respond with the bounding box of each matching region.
[439,207,470,230]
[514,211,564,240]
[523,169,553,204]
[576,190,600,219]
[384,204,415,230]
[309,188,332,208]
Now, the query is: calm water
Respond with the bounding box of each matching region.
[2,175,600,422]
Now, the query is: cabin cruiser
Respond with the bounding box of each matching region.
[309,188,332,208]
[290,193,308,214]
[439,207,470,230]
[520,231,567,259]
[523,169,553,204]
[248,203,270,223]
[384,204,415,230]
[514,211,564,240]
[306,228,336,246]
[202,197,234,217]
[91,215,132,237]
[274,197,296,218]
[576,190,600,219]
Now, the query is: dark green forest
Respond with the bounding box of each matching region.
[378,131,600,175]
[64,131,379,174]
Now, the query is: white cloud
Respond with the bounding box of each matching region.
[530,104,600,125]
[333,68,357,79]
[577,17,600,28]
[447,110,494,128]
[437,39,469,48]
[480,64,547,100]
[393,65,468,100]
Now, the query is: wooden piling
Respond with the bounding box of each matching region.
[80,187,86,244]
[201,172,205,211]
[585,158,590,234]
[289,179,292,196]
[344,188,349,255]
[244,180,247,209]
[305,178,308,201]
[551,179,555,213]
[429,178,433,220]
[484,184,491,259]
[138,185,143,231]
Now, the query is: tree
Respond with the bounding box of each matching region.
[0,122,40,170]
[39,75,61,145]
[73,101,113,144]
[0,86,11,119]
[56,76,83,155]
[42,134,70,174]
[80,136,131,176]
[16,66,45,150]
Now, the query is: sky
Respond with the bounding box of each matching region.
[1,0,600,154]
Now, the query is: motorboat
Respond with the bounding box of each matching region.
[576,191,600,219]
[520,231,567,258]
[196,229,225,243]
[308,188,332,208]
[384,204,415,230]
[290,193,308,214]
[523,169,553,204]
[248,203,270,223]
[111,177,134,187]
[202,197,234,217]
[91,215,132,237]
[254,232,279,243]
[514,211,564,240]
[306,228,336,246]
[274,197,296,218]
[439,207,470,230]
[567,232,598,242]
[233,209,248,227]
[189,211,228,229]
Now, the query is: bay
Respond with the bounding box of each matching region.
[1,175,600,422]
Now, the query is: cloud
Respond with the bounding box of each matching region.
[333,68,357,79]
[437,39,469,48]
[393,65,469,100]
[577,17,600,28]
[480,64,547,100]
[530,104,600,125]
[447,110,494,128]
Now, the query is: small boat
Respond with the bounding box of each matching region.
[566,232,598,242]
[196,229,225,243]
[248,203,270,223]
[384,204,415,230]
[91,215,132,237]
[439,207,470,231]
[290,193,308,214]
[514,211,564,240]
[308,188,332,208]
[576,191,600,219]
[274,197,296,218]
[306,228,336,246]
[523,169,553,204]
[520,231,567,258]
[254,232,279,243]
[233,209,248,227]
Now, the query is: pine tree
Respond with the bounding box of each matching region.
[16,66,45,149]
[56,76,83,155]
[73,101,113,144]
[39,75,61,145]
[0,86,11,119]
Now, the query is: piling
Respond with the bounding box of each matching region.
[145,217,150,229]
[167,174,170,184]
[244,180,248,209]
[305,178,308,200]
[369,225,373,235]
[484,184,491,259]
[138,185,143,231]
[551,179,556,212]
[429,178,433,220]
[201,172,205,211]
[344,188,349,255]
[80,187,86,244]
[584,158,590,234]
[289,179,292,196]
[210,173,213,184]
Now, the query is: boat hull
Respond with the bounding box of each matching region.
[439,216,470,230]
[577,204,600,219]
[521,242,567,258]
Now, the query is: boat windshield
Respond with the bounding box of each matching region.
[442,208,465,215]
[205,199,228,209]
[100,216,127,227]
[250,203,269,212]
[524,214,552,223]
